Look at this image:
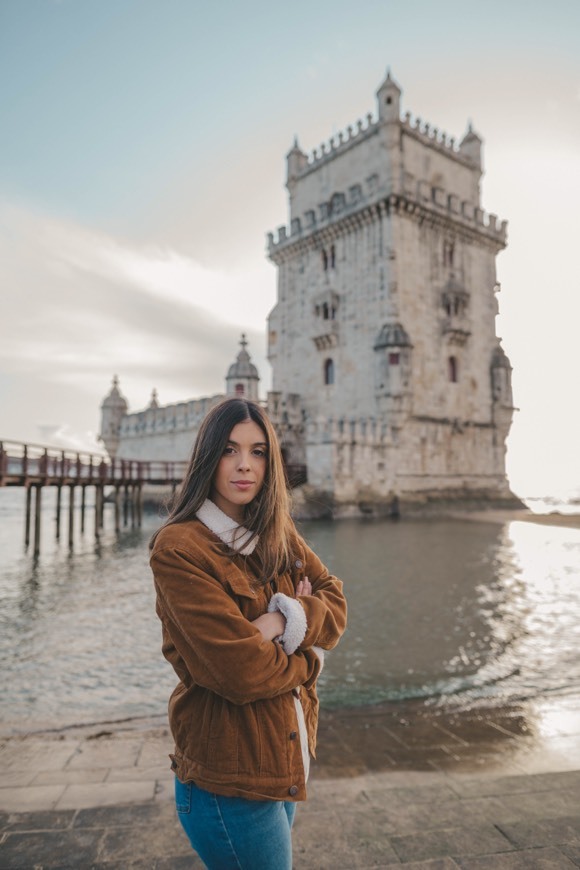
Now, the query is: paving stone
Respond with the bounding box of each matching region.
[0,828,102,869]
[135,739,173,769]
[0,808,75,833]
[294,807,394,868]
[363,782,460,808]
[560,843,580,866]
[105,763,171,782]
[0,740,79,773]
[74,801,167,828]
[65,738,142,770]
[0,784,66,812]
[390,824,514,863]
[0,769,38,788]
[448,771,580,799]
[499,817,580,849]
[497,789,580,821]
[359,795,524,836]
[392,861,460,870]
[97,813,191,864]
[33,767,108,786]
[455,846,579,868]
[55,779,156,810]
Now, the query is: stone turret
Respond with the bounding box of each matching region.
[376,68,401,123]
[459,122,483,169]
[99,376,128,458]
[225,334,260,401]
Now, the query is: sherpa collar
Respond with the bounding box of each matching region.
[196,499,258,556]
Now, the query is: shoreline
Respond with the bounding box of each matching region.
[448,508,580,530]
[3,691,580,778]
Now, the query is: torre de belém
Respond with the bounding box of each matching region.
[100,70,517,517]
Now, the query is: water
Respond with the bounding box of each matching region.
[1,488,580,732]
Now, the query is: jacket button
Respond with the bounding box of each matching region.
[295,560,303,568]
[289,731,297,740]
[288,785,299,796]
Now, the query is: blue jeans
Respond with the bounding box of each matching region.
[175,776,297,870]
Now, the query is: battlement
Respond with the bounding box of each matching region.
[401,111,472,163]
[268,174,507,254]
[294,112,379,178]
[306,415,392,446]
[119,395,222,438]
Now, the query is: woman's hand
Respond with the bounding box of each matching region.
[251,611,286,642]
[296,576,312,597]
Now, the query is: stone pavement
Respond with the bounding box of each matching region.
[1,699,580,868]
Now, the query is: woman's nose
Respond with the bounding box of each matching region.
[237,454,251,470]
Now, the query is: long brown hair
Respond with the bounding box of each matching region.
[150,398,294,580]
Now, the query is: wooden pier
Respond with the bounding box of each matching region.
[0,441,187,555]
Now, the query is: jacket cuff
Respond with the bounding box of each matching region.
[267,593,307,655]
[311,645,325,671]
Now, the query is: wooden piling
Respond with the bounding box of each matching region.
[95,485,102,537]
[68,484,75,547]
[33,485,42,556]
[114,486,121,533]
[55,485,62,539]
[80,486,86,532]
[25,485,32,548]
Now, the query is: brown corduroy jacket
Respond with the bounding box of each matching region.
[150,519,347,802]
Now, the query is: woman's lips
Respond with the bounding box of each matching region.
[231,481,254,491]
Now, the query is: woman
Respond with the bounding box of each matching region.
[150,397,347,870]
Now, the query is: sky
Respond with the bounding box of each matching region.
[1,0,579,498]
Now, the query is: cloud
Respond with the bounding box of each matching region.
[0,202,270,448]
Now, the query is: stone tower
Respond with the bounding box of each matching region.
[266,69,516,513]
[225,334,260,401]
[99,376,128,458]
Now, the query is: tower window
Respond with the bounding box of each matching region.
[448,356,458,383]
[322,250,328,271]
[386,96,392,105]
[443,240,455,268]
[324,358,335,385]
[389,352,400,365]
[235,383,245,396]
[330,244,336,269]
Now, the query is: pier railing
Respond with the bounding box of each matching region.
[0,440,188,555]
[0,440,187,487]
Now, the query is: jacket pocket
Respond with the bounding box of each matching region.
[206,696,239,775]
[253,695,292,776]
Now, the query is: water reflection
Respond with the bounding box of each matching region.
[300,518,580,709]
[1,485,580,731]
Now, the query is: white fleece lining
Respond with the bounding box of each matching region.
[267,593,307,655]
[196,499,257,555]
[293,691,310,782]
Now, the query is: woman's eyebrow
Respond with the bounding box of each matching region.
[227,440,268,448]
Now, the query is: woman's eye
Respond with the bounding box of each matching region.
[253,449,267,457]
[223,446,236,455]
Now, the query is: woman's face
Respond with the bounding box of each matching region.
[210,419,268,522]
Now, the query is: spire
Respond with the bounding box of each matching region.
[149,388,159,409]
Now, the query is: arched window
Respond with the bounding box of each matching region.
[235,383,245,396]
[322,302,329,320]
[330,244,336,269]
[324,358,335,385]
[448,356,458,383]
[322,250,328,271]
